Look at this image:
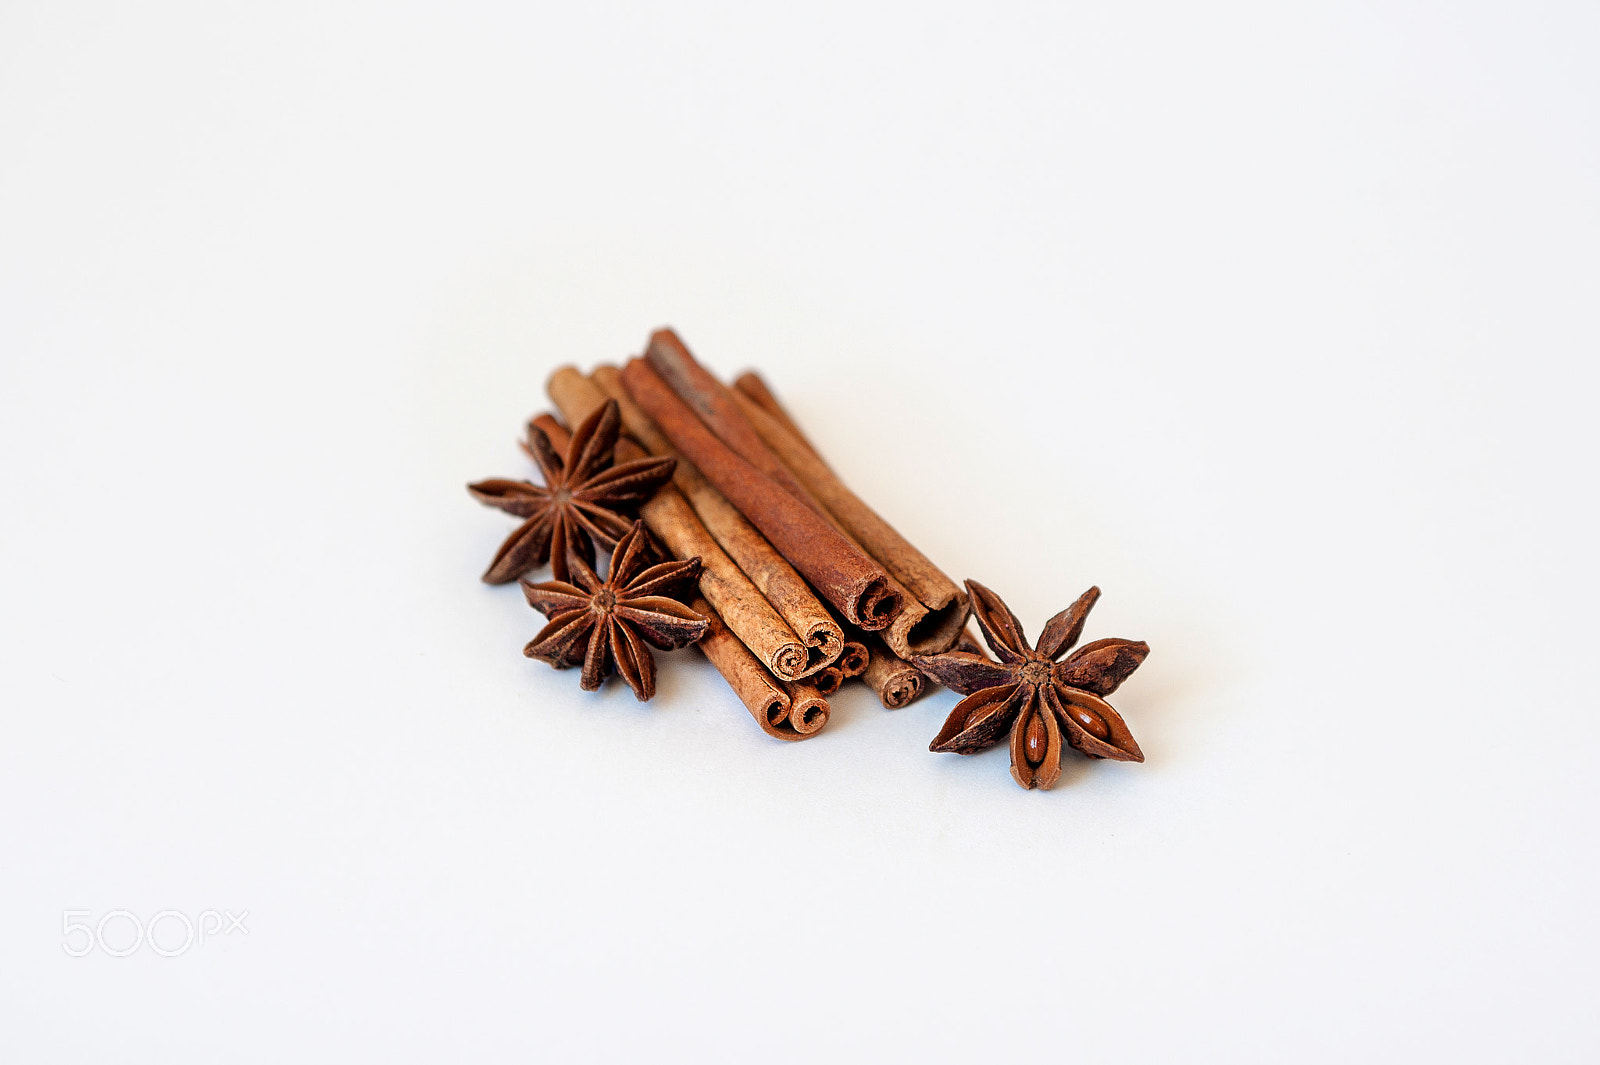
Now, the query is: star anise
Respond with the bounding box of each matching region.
[912,581,1149,790]
[520,521,708,701]
[467,399,676,584]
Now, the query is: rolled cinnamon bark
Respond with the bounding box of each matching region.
[726,385,970,658]
[691,597,817,742]
[837,639,869,678]
[780,678,830,735]
[590,365,844,675]
[620,356,901,632]
[543,370,812,684]
[645,329,820,505]
[729,369,825,463]
[732,371,825,469]
[698,431,933,662]
[861,634,927,710]
[809,664,845,697]
[643,330,965,657]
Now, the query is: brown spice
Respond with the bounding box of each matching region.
[525,414,668,569]
[543,370,814,684]
[913,582,1148,790]
[691,596,826,741]
[861,634,927,710]
[726,385,969,658]
[589,364,844,676]
[780,678,831,734]
[726,370,971,656]
[731,371,823,466]
[836,639,869,678]
[643,330,820,506]
[620,354,901,631]
[521,522,707,701]
[809,664,845,697]
[467,400,674,583]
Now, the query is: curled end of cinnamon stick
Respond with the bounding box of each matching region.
[854,577,900,632]
[837,640,869,678]
[810,665,845,697]
[862,634,928,710]
[883,586,971,658]
[769,642,810,682]
[692,596,821,742]
[782,680,831,735]
[802,623,844,673]
[883,674,921,710]
[877,671,922,710]
[757,690,789,730]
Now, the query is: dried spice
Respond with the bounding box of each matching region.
[468,399,675,583]
[620,352,902,632]
[590,364,846,676]
[836,639,869,678]
[809,664,845,696]
[521,522,708,701]
[544,370,818,685]
[860,633,927,710]
[731,371,823,467]
[689,595,828,740]
[467,328,1160,766]
[726,378,970,657]
[728,366,972,657]
[912,581,1149,790]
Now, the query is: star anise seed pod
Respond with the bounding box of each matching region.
[911,580,1149,790]
[520,521,708,701]
[468,399,676,584]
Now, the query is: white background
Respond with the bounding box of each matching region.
[2,1,1596,1060]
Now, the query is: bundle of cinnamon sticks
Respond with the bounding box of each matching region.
[472,326,1157,791]
[526,328,971,739]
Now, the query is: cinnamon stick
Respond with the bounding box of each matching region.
[692,597,820,741]
[619,356,901,631]
[644,329,821,506]
[643,329,965,657]
[725,384,969,657]
[543,371,813,684]
[837,639,869,678]
[810,600,870,679]
[589,365,844,676]
[809,664,845,697]
[732,371,824,467]
[781,678,831,734]
[861,634,927,710]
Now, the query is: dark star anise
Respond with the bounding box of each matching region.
[467,399,676,584]
[520,522,708,701]
[911,580,1149,790]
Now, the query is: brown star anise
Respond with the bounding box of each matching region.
[467,399,676,584]
[911,580,1149,790]
[520,522,708,701]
